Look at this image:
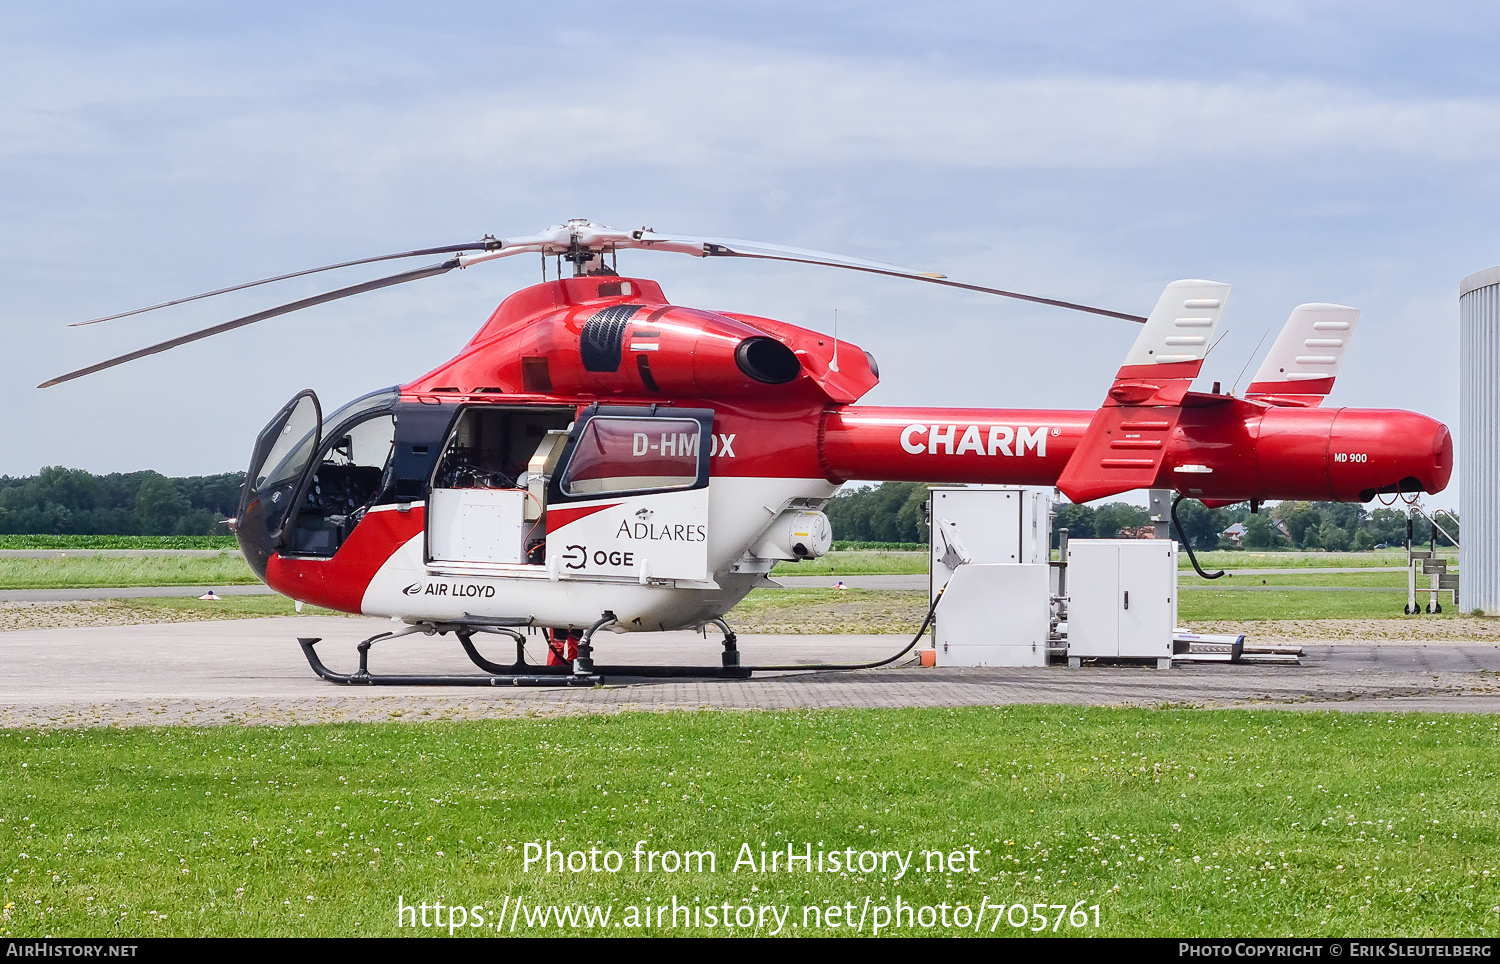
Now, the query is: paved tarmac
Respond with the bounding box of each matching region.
[0,615,1495,727]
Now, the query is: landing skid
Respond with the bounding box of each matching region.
[297,613,752,686]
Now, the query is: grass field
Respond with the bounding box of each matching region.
[773,551,928,576]
[1181,572,1410,588]
[731,589,930,634]
[0,535,239,550]
[0,596,346,634]
[0,548,1447,589]
[1185,550,1456,570]
[0,554,257,590]
[2,708,1496,937]
[0,586,1455,635]
[767,548,1452,579]
[731,586,1457,634]
[1178,591,1431,622]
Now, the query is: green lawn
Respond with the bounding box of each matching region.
[0,554,257,590]
[724,587,1455,633]
[1178,591,1445,622]
[774,551,929,576]
[770,548,1451,579]
[0,535,239,550]
[730,589,929,634]
[0,547,1445,589]
[1180,572,1411,588]
[107,596,343,620]
[1183,550,1456,570]
[2,708,1496,937]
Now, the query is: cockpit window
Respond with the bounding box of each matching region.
[254,387,396,492]
[255,395,322,491]
[322,387,399,434]
[284,412,396,556]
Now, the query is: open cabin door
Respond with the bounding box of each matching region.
[424,405,576,567]
[544,406,713,583]
[237,390,322,567]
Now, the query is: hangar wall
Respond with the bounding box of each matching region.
[1460,267,1500,615]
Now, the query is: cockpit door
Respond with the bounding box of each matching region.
[544,407,713,583]
[237,390,322,555]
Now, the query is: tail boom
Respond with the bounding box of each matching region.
[818,404,1452,504]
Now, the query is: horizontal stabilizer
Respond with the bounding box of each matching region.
[1245,303,1360,407]
[1056,406,1185,504]
[1058,280,1230,502]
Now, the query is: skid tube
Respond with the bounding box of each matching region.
[457,613,752,680]
[297,614,752,687]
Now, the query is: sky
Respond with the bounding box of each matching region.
[2,1,1496,510]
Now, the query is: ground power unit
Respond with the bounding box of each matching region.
[928,486,1056,667]
[1062,538,1177,667]
[926,487,1181,668]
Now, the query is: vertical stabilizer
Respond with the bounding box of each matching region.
[1245,303,1360,407]
[1057,280,1231,503]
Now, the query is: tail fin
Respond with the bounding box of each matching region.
[1105,280,1232,405]
[1057,280,1231,503]
[1244,303,1360,407]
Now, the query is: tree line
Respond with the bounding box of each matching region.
[0,467,244,536]
[826,482,1457,551]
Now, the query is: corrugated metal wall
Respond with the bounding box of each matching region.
[1460,267,1500,614]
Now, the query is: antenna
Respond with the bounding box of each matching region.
[1203,329,1230,359]
[830,308,840,372]
[1229,328,1272,396]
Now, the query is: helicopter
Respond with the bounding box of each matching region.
[41,219,1453,685]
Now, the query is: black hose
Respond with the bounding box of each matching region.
[745,586,946,672]
[1172,494,1225,579]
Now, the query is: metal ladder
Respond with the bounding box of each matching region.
[1405,505,1460,614]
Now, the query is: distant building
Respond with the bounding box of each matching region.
[1221,522,1247,545]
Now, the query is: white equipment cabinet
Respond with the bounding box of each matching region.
[928,486,1055,667]
[929,486,1051,588]
[428,488,528,565]
[934,563,1051,666]
[1065,539,1177,664]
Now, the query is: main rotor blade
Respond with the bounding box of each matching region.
[700,239,1148,323]
[630,231,1148,323]
[71,240,498,327]
[40,259,459,388]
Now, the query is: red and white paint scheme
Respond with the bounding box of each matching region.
[227,273,1451,635]
[43,221,1453,647]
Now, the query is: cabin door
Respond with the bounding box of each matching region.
[544,407,713,583]
[423,405,577,567]
[239,390,323,545]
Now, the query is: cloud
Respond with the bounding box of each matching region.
[0,14,1480,495]
[10,45,1500,184]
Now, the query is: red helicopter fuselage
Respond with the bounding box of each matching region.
[236,275,1451,630]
